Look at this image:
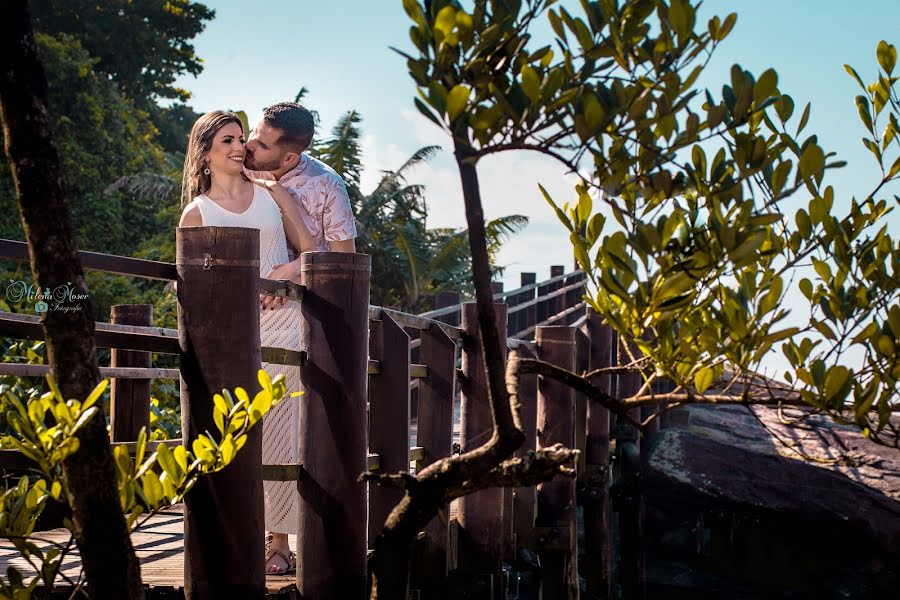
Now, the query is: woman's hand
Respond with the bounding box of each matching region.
[259,259,302,310]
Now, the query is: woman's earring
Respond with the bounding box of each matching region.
[203,167,211,175]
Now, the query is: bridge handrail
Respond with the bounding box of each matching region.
[418,269,583,319]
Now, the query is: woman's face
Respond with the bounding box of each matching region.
[206,122,245,178]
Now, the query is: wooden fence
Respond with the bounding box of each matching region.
[0,230,659,600]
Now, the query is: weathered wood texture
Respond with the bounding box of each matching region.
[297,252,371,599]
[367,313,410,547]
[512,342,539,556]
[536,326,578,599]
[110,304,152,443]
[411,322,457,591]
[615,338,645,600]
[177,226,265,599]
[583,311,613,599]
[0,506,299,597]
[457,302,508,593]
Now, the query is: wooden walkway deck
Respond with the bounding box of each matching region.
[0,505,298,598]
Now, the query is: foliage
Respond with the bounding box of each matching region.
[30,0,214,106]
[0,32,177,322]
[312,110,529,311]
[400,0,899,446]
[0,370,288,596]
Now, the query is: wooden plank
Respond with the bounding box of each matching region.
[411,321,456,591]
[297,252,370,597]
[177,226,265,598]
[110,304,152,443]
[584,311,613,599]
[367,312,410,549]
[615,337,645,600]
[0,506,299,595]
[511,343,538,557]
[574,323,589,476]
[536,325,578,599]
[512,301,586,340]
[457,302,507,598]
[368,306,462,340]
[0,310,180,353]
[505,279,585,316]
[0,238,178,280]
[0,363,179,379]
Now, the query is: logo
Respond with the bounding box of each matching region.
[6,280,89,314]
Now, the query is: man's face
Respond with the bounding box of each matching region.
[244,121,289,172]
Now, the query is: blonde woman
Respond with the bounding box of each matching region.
[179,110,312,574]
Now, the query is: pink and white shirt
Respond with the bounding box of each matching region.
[250,154,357,253]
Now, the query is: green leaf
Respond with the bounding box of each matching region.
[694,366,715,394]
[855,95,874,133]
[754,69,778,103]
[877,40,897,75]
[446,85,470,121]
[434,5,457,39]
[414,97,445,129]
[82,379,109,411]
[799,144,824,179]
[797,102,811,134]
[521,66,541,103]
[586,213,605,245]
[799,278,813,299]
[771,160,792,195]
[844,64,866,90]
[717,13,737,40]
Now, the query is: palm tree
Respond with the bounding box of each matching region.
[314,110,528,312]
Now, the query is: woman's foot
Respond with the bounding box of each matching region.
[264,532,296,575]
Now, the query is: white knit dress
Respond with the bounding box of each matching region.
[193,185,300,534]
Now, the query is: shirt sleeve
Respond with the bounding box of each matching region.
[322,176,358,242]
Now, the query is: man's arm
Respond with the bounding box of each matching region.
[323,177,358,253]
[329,238,356,253]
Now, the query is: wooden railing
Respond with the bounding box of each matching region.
[0,233,656,599]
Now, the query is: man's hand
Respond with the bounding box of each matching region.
[260,261,301,310]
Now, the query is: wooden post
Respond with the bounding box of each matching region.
[110,304,152,442]
[549,265,565,317]
[297,252,371,599]
[367,313,410,547]
[615,338,644,600]
[177,226,265,599]
[584,311,613,599]
[574,320,589,477]
[411,322,457,593]
[458,301,508,597]
[435,291,460,326]
[512,342,538,553]
[536,325,578,599]
[520,272,537,339]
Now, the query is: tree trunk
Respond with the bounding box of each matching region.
[0,2,143,598]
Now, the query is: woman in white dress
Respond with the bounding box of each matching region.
[178,111,314,574]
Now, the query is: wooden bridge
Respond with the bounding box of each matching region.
[0,227,660,599]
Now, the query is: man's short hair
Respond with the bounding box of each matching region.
[262,102,314,152]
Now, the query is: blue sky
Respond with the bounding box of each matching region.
[174,0,900,294]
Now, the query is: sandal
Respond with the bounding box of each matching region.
[265,546,296,575]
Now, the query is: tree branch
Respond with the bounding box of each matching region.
[516,357,643,429]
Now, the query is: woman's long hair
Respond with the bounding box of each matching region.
[180,111,245,208]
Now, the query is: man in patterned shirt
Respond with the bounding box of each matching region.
[243,102,357,574]
[244,102,357,254]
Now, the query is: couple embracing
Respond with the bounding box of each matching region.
[178,103,357,575]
